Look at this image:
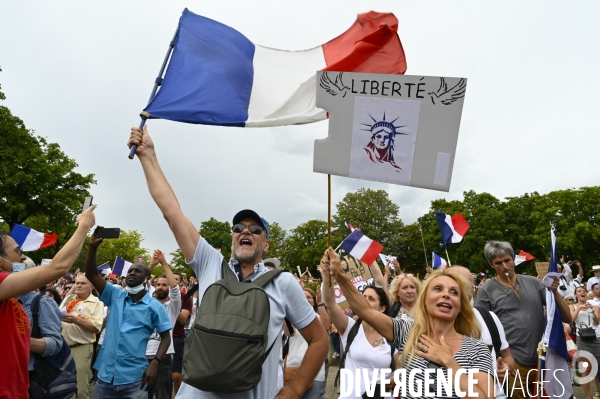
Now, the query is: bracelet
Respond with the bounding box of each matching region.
[316,303,325,308]
[152,356,161,363]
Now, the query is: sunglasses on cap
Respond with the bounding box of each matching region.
[232,223,265,235]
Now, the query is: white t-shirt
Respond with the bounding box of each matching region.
[587,276,600,291]
[146,285,181,355]
[286,324,325,381]
[339,317,395,398]
[587,298,600,337]
[474,309,509,399]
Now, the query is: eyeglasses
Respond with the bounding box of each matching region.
[232,223,264,235]
[15,247,23,255]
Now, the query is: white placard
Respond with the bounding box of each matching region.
[314,72,467,192]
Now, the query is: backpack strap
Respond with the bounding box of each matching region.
[31,293,43,339]
[334,319,363,387]
[475,306,501,359]
[251,269,289,289]
[220,258,238,281]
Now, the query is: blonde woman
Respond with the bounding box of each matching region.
[389,274,420,321]
[321,248,493,399]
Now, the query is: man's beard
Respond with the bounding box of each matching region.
[155,290,168,300]
[233,244,263,265]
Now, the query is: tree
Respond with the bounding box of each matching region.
[281,220,328,276]
[265,221,286,260]
[0,69,95,243]
[332,188,405,258]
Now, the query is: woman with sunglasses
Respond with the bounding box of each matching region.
[320,256,396,398]
[321,248,493,399]
[570,286,600,399]
[389,274,421,322]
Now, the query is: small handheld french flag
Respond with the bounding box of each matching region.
[435,212,469,245]
[112,257,133,277]
[97,262,112,275]
[339,230,383,266]
[11,224,58,251]
[514,250,535,266]
[344,219,356,231]
[432,252,448,269]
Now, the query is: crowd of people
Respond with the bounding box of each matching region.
[0,125,595,399]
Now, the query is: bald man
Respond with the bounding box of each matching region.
[60,275,104,399]
[452,265,515,399]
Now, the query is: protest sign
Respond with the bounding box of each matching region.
[330,254,374,309]
[314,72,467,192]
[536,262,549,279]
[379,254,396,265]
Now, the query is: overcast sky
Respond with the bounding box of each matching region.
[1,1,599,259]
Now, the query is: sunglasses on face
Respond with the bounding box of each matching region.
[232,223,264,235]
[15,247,23,255]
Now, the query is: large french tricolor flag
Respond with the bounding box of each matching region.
[435,212,469,245]
[11,224,58,251]
[143,9,406,128]
[339,230,383,266]
[541,228,572,398]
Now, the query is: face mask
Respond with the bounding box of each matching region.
[11,263,25,273]
[125,284,145,294]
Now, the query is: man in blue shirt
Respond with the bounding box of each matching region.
[84,228,172,398]
[18,291,64,371]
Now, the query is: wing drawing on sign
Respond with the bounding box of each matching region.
[319,72,350,97]
[428,78,466,105]
[361,112,408,172]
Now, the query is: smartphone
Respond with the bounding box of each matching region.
[97,228,120,239]
[82,196,93,213]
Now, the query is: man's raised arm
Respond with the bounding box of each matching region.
[84,226,107,296]
[128,126,199,262]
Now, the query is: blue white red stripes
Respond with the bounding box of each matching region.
[435,212,469,245]
[432,252,447,269]
[541,227,572,398]
[514,250,535,266]
[144,9,407,127]
[112,257,132,277]
[11,224,58,251]
[339,230,383,266]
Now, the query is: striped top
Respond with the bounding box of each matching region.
[391,318,494,399]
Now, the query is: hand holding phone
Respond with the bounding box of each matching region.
[96,228,120,239]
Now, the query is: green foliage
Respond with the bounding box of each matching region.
[281,220,328,275]
[199,217,232,260]
[265,221,286,260]
[0,70,95,251]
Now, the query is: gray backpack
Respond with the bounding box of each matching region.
[182,259,286,393]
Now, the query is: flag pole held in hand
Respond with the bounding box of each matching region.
[128,27,180,159]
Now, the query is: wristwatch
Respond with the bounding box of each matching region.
[152,356,162,363]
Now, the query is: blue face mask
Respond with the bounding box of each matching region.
[11,263,25,273]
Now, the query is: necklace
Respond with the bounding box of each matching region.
[496,276,521,301]
[372,338,385,347]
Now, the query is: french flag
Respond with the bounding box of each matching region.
[97,262,112,275]
[432,252,448,269]
[514,250,535,266]
[11,224,58,251]
[540,228,572,398]
[112,257,132,277]
[435,212,469,245]
[143,9,406,127]
[344,219,356,231]
[339,230,383,266]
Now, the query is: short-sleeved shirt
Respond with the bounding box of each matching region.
[174,295,192,338]
[391,318,494,399]
[474,274,546,366]
[146,285,181,355]
[19,291,64,370]
[95,283,172,385]
[60,293,104,345]
[0,272,30,399]
[176,238,317,399]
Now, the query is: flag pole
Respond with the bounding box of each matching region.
[328,174,332,287]
[444,246,452,267]
[417,217,430,268]
[128,27,180,159]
